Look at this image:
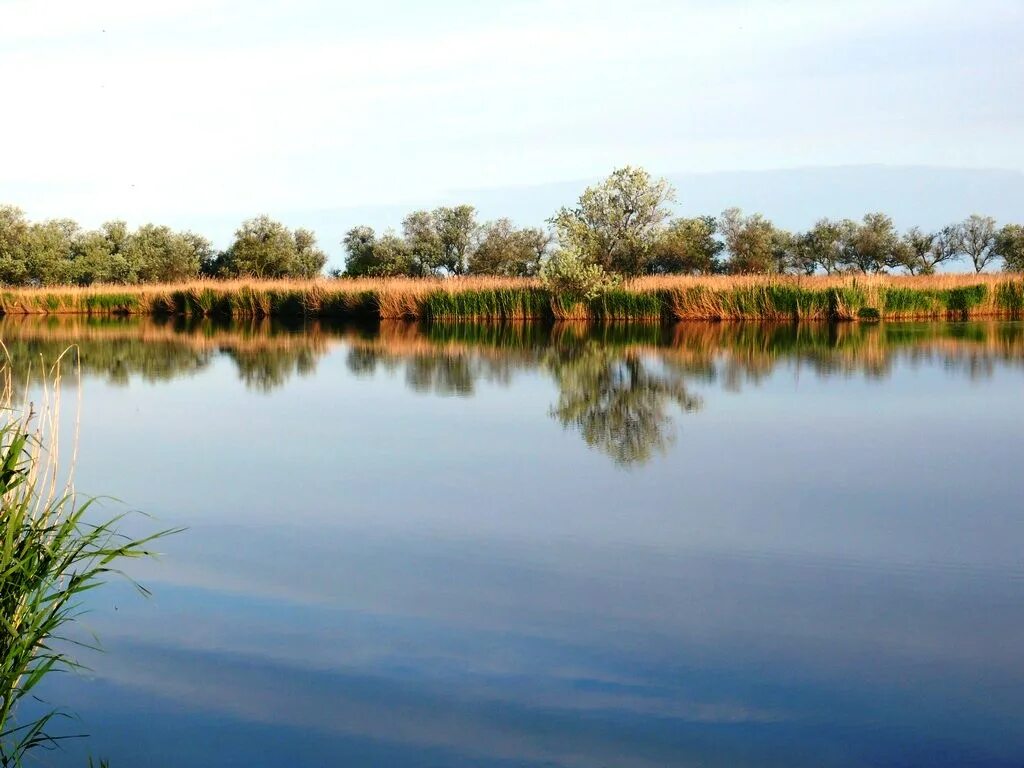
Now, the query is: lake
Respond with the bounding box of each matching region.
[5,316,1024,767]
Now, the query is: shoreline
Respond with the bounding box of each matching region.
[0,274,1021,323]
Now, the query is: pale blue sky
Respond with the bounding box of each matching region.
[1,0,1022,228]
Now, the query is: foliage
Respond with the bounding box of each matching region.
[793,218,853,275]
[539,249,621,302]
[648,216,722,274]
[468,219,550,277]
[996,224,1024,273]
[719,208,777,274]
[898,227,948,275]
[549,166,675,276]
[213,216,327,279]
[2,164,1023,282]
[841,213,903,273]
[0,359,176,765]
[400,206,478,276]
[954,214,999,273]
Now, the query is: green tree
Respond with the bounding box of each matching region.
[342,226,414,277]
[216,216,325,279]
[841,213,901,273]
[549,166,675,275]
[431,205,477,275]
[995,223,1024,272]
[956,214,999,273]
[220,216,296,278]
[895,227,958,275]
[129,224,208,283]
[719,208,776,274]
[341,226,378,276]
[402,210,443,276]
[293,228,328,279]
[0,206,29,285]
[648,216,722,274]
[23,219,78,285]
[769,228,797,274]
[793,218,853,275]
[468,219,549,276]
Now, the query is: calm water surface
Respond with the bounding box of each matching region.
[5,317,1024,767]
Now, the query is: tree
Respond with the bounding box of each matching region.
[769,228,797,274]
[995,224,1024,272]
[896,227,957,275]
[293,228,328,279]
[648,216,722,274]
[549,166,675,275]
[342,226,413,277]
[719,208,776,274]
[468,219,549,276]
[402,210,443,276]
[341,226,379,276]
[957,214,999,273]
[431,205,477,275]
[841,213,901,274]
[129,224,208,283]
[23,219,78,284]
[0,206,30,284]
[216,216,325,279]
[793,218,854,275]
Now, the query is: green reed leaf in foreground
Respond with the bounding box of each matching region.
[0,351,178,766]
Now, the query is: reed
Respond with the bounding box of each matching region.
[0,351,175,764]
[0,274,1022,323]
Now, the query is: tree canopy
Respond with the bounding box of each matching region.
[2,167,1022,285]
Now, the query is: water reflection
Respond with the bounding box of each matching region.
[2,316,1024,466]
[546,343,701,465]
[2,315,1023,767]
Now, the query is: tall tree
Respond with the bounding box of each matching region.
[549,166,675,275]
[0,206,29,284]
[341,226,379,276]
[995,223,1024,272]
[129,224,208,283]
[216,216,323,279]
[957,214,999,273]
[896,227,958,275]
[719,208,776,274]
[293,228,328,279]
[468,219,549,276]
[648,216,722,274]
[794,218,854,275]
[431,205,477,275]
[402,210,443,276]
[841,213,901,274]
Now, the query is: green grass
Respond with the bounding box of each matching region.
[1,278,1023,323]
[0,358,176,765]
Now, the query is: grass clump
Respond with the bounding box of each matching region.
[0,352,175,765]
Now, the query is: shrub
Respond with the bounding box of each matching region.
[539,249,621,303]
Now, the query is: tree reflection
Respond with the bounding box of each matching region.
[545,342,701,466]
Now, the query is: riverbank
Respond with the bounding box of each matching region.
[0,274,1022,322]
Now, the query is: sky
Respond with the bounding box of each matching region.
[1,0,1023,234]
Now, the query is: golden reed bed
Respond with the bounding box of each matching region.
[0,274,1021,321]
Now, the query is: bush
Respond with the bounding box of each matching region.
[539,249,621,302]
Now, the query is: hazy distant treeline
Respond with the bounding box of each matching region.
[2,166,1023,286]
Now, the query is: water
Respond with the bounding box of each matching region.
[5,316,1024,767]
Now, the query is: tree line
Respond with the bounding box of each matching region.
[0,208,326,285]
[2,166,1023,286]
[343,167,1024,278]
